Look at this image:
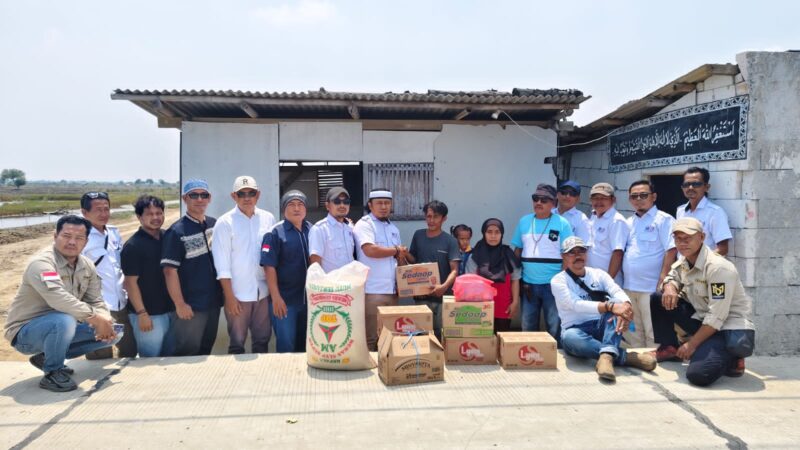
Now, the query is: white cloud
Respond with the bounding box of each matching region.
[252,0,338,27]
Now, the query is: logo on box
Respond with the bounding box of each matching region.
[458,341,484,361]
[518,345,544,365]
[394,317,417,333]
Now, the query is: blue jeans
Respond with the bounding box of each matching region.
[12,312,121,373]
[271,302,307,353]
[562,313,627,365]
[521,282,561,344]
[128,312,173,357]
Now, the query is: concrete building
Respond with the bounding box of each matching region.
[560,51,800,355]
[112,88,586,243]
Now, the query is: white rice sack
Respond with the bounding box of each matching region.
[306,261,375,370]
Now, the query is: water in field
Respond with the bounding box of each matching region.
[0,200,178,230]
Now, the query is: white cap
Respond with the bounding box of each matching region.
[233,175,258,192]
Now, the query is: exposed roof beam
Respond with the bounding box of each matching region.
[239,102,259,119]
[149,99,176,117]
[347,103,360,120]
[453,109,471,120]
[646,98,672,107]
[189,117,552,129]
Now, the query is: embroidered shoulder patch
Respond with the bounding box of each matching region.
[710,283,726,300]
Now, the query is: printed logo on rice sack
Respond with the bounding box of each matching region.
[394,317,418,333]
[449,305,486,325]
[308,305,354,361]
[459,341,484,361]
[402,267,438,285]
[518,345,545,366]
[308,291,354,307]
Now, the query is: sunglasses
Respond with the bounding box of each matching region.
[236,190,258,198]
[84,191,109,200]
[566,248,587,256]
[629,192,651,200]
[331,198,351,205]
[532,195,552,203]
[558,189,580,197]
[186,192,210,200]
[681,181,706,189]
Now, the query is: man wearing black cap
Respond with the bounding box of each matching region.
[555,180,591,244]
[260,190,312,353]
[511,183,573,344]
[309,187,355,273]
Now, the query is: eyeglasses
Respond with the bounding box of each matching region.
[629,192,651,200]
[681,181,706,189]
[331,198,351,205]
[566,248,587,256]
[186,192,210,200]
[84,191,109,200]
[532,195,552,203]
[235,190,258,198]
[558,189,580,197]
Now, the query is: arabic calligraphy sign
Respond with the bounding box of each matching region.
[608,95,748,172]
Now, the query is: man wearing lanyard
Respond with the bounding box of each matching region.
[309,187,355,273]
[353,188,409,351]
[260,190,312,353]
[511,183,573,344]
[161,179,223,356]
[676,167,733,256]
[212,176,276,354]
[81,191,137,359]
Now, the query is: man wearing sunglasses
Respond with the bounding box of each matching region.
[676,167,732,256]
[161,179,223,356]
[211,176,276,354]
[622,180,676,349]
[309,187,355,273]
[80,191,137,359]
[554,180,591,244]
[511,183,573,344]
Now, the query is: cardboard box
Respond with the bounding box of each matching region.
[396,263,440,297]
[442,296,494,338]
[444,336,498,365]
[377,305,433,335]
[497,332,557,369]
[378,329,445,386]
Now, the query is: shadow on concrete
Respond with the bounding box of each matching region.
[0,360,121,406]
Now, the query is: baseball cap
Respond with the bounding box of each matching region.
[558,180,582,193]
[590,182,615,197]
[672,217,704,235]
[326,187,350,202]
[233,175,258,192]
[182,179,210,195]
[561,236,588,254]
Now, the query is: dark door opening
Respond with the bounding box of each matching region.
[650,174,684,218]
[279,161,364,223]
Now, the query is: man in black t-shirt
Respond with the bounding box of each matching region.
[406,200,460,340]
[161,180,223,356]
[121,195,175,357]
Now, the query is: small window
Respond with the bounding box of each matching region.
[365,163,433,220]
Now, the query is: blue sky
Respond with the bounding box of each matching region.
[1,0,797,181]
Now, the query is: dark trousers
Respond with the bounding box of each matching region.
[164,307,221,357]
[651,293,755,386]
[85,309,138,359]
[226,298,271,354]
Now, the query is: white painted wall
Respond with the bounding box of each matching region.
[181,122,280,220]
[279,122,363,161]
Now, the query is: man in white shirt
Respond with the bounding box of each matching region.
[622,180,677,348]
[552,236,656,381]
[81,191,136,359]
[676,167,733,256]
[353,188,409,351]
[554,180,591,243]
[309,187,355,273]
[212,176,276,354]
[586,183,629,286]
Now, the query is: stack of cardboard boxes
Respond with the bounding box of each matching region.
[442,295,497,365]
[376,305,444,386]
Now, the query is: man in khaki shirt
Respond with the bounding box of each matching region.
[4,215,120,392]
[649,217,755,387]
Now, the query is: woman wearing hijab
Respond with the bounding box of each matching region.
[464,218,522,332]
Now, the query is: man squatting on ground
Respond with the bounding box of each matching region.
[4,215,121,392]
[552,236,657,382]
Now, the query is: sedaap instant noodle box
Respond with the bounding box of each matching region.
[442,296,494,338]
[444,336,498,365]
[396,263,440,297]
[377,305,433,336]
[497,332,557,369]
[377,329,445,386]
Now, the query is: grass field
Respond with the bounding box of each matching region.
[0,182,179,217]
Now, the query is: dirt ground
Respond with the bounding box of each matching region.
[0,209,179,361]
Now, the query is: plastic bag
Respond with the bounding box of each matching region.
[306,261,375,370]
[453,274,497,302]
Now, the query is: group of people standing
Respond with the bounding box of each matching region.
[4,167,754,392]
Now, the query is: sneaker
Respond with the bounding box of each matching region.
[625,351,657,372]
[29,353,74,375]
[725,358,745,377]
[596,353,616,382]
[39,370,77,392]
[650,345,681,362]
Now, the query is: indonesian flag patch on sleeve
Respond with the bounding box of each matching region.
[261,244,270,253]
[710,283,726,300]
[40,271,61,282]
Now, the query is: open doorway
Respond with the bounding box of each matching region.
[279,161,364,223]
[650,174,683,218]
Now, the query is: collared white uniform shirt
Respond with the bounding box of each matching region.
[309,214,355,273]
[676,196,733,250]
[622,206,675,292]
[82,224,126,311]
[353,213,401,294]
[587,207,629,285]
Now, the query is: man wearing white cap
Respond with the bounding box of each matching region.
[309,187,355,273]
[353,188,409,351]
[212,176,276,354]
[586,183,629,286]
[650,217,754,386]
